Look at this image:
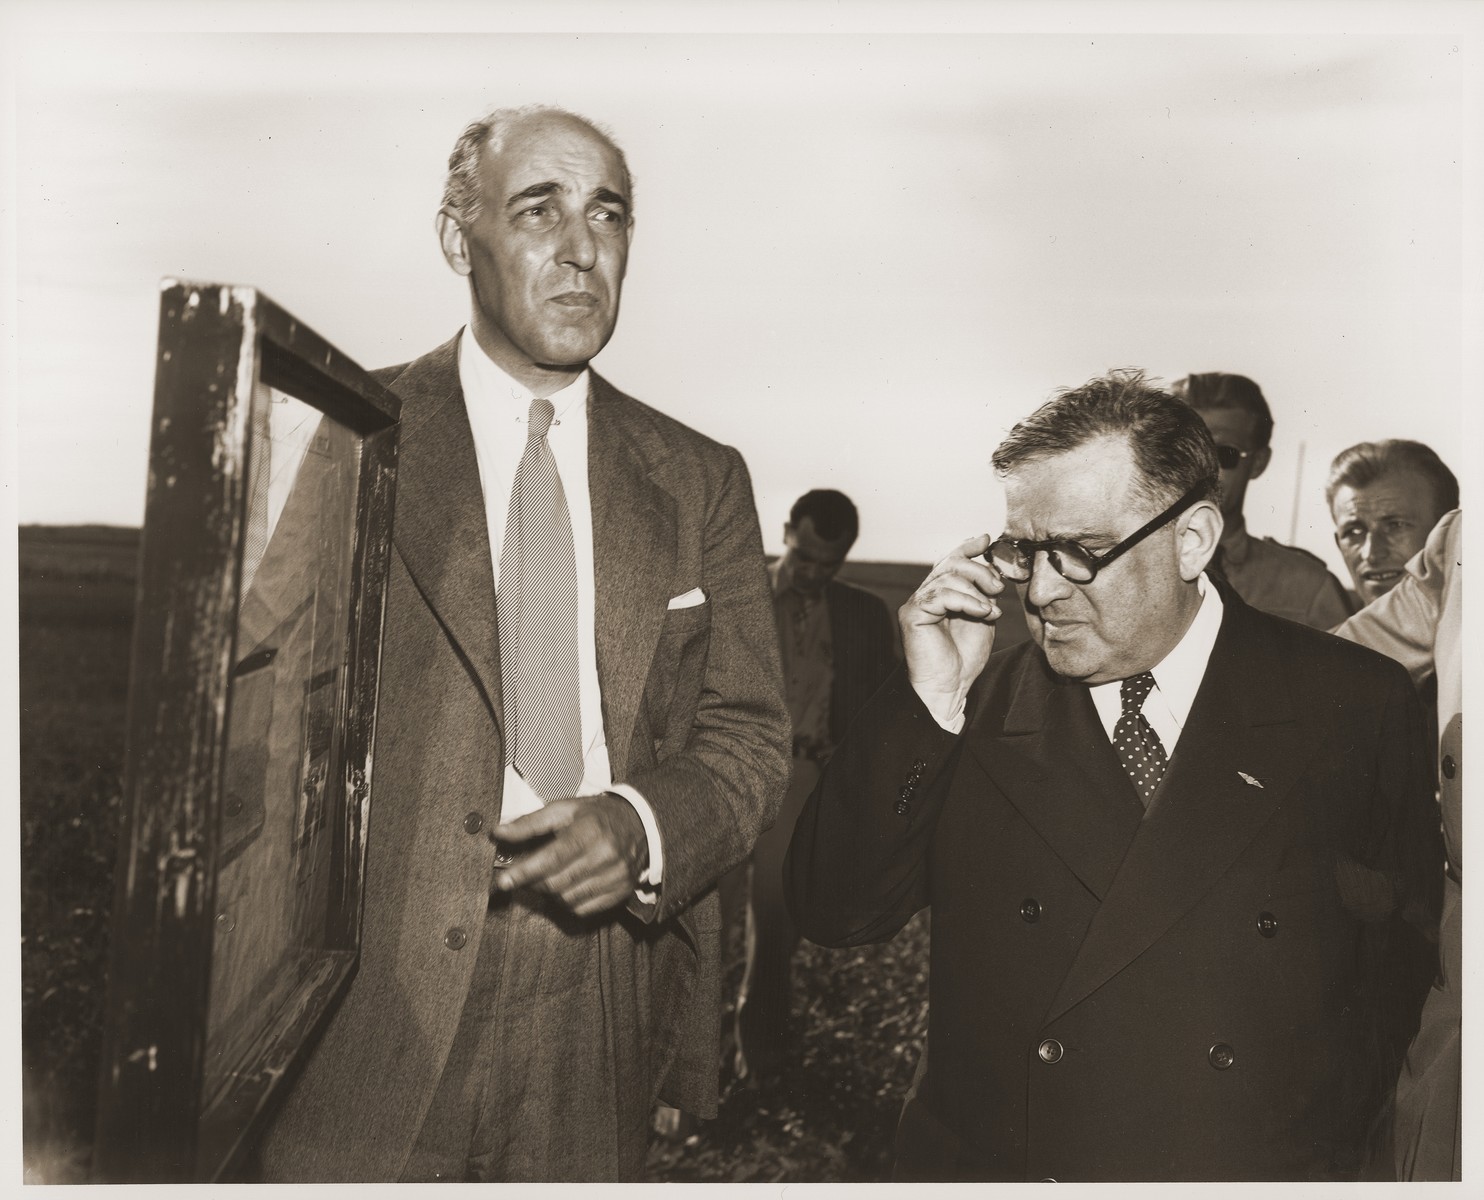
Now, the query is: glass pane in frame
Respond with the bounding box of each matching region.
[201,384,362,1110]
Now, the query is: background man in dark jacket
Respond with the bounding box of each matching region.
[729,489,897,1082]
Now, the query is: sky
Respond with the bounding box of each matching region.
[4,4,1479,581]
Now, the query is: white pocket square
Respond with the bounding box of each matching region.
[667,587,707,610]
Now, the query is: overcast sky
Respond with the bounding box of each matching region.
[6,5,1482,582]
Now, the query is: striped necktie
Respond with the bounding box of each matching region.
[1114,671,1167,807]
[497,397,583,800]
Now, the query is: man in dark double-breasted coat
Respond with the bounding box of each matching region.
[257,105,789,1182]
[786,370,1440,1182]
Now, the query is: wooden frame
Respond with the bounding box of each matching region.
[93,281,400,1182]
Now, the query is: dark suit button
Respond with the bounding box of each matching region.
[899,784,914,800]
[1208,1042,1235,1070]
[1442,755,1456,780]
[463,811,485,835]
[488,835,517,867]
[1256,911,1278,938]
[444,927,468,951]
[912,758,927,773]
[1021,899,1041,923]
[225,794,244,818]
[895,800,910,815]
[1037,1038,1063,1064]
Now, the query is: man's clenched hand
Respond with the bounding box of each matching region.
[491,793,648,916]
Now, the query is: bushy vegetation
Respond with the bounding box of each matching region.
[649,912,928,1182]
[19,531,137,1184]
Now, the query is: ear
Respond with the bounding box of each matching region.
[436,207,472,277]
[1176,499,1223,582]
[1249,444,1272,481]
[782,522,795,542]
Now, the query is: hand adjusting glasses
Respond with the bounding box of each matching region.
[986,483,1205,584]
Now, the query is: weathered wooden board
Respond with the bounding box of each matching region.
[93,282,400,1182]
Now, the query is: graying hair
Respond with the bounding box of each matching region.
[442,105,634,222]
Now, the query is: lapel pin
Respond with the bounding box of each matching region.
[1237,771,1265,789]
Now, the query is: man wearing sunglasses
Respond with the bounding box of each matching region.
[1172,372,1352,629]
[786,369,1440,1182]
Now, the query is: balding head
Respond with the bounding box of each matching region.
[442,105,633,223]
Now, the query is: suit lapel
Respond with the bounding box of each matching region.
[388,335,504,734]
[588,373,677,775]
[965,651,1143,902]
[1044,597,1305,1023]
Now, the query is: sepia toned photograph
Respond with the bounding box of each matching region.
[6,0,1479,1189]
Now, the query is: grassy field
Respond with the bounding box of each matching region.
[18,526,932,1182]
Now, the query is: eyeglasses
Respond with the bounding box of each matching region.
[1213,444,1252,470]
[986,483,1205,584]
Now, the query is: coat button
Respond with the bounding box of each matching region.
[1021,899,1041,923]
[899,784,914,799]
[894,800,910,816]
[1256,911,1278,938]
[488,835,517,867]
[463,811,485,835]
[1208,1042,1235,1070]
[1442,755,1456,780]
[1037,1038,1063,1064]
[444,927,467,951]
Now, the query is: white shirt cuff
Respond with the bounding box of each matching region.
[606,783,663,904]
[915,685,967,734]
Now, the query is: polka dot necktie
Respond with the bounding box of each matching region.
[497,397,583,801]
[1115,671,1167,808]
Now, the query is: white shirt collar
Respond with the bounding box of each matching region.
[457,324,590,422]
[1088,572,1225,753]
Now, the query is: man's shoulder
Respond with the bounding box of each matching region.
[589,371,736,463]
[1223,589,1411,695]
[368,336,462,429]
[1246,533,1336,579]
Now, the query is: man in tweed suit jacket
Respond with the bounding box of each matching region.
[256,105,789,1182]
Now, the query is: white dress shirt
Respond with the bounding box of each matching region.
[458,326,663,895]
[1086,573,1223,756]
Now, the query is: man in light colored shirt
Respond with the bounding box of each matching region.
[787,369,1440,1182]
[1333,509,1463,1181]
[258,104,790,1182]
[1326,438,1458,608]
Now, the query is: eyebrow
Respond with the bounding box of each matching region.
[505,181,562,208]
[1004,527,1110,545]
[504,181,630,214]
